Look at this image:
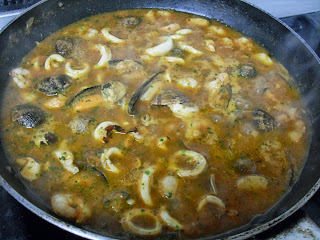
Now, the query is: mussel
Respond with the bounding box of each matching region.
[69,117,94,134]
[55,37,73,56]
[72,149,107,183]
[151,90,189,106]
[12,104,46,128]
[101,81,127,103]
[218,84,232,108]
[67,85,101,107]
[252,109,274,132]
[80,166,108,183]
[209,84,232,109]
[109,59,143,75]
[33,130,58,147]
[128,72,163,115]
[238,64,258,78]
[170,47,187,58]
[234,159,256,174]
[38,75,71,96]
[121,16,141,27]
[44,132,58,144]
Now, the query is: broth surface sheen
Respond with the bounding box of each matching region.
[1,9,309,239]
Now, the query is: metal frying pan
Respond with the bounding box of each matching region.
[0,0,320,239]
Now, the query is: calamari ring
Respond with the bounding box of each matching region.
[45,54,65,70]
[140,165,156,206]
[101,147,122,174]
[171,150,207,177]
[65,61,90,79]
[94,44,112,69]
[101,28,125,44]
[159,207,183,230]
[122,208,162,236]
[146,37,173,56]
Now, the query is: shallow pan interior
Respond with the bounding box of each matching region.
[0,0,320,239]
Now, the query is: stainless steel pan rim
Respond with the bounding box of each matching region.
[0,176,107,240]
[2,174,320,240]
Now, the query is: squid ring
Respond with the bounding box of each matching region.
[101,28,125,44]
[122,208,162,236]
[140,165,156,206]
[171,150,207,177]
[65,61,90,79]
[45,54,65,70]
[94,44,112,69]
[101,147,122,174]
[146,37,173,56]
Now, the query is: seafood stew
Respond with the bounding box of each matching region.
[1,9,309,239]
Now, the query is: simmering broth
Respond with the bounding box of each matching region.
[1,9,309,238]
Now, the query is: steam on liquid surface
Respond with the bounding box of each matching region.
[2,9,309,238]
